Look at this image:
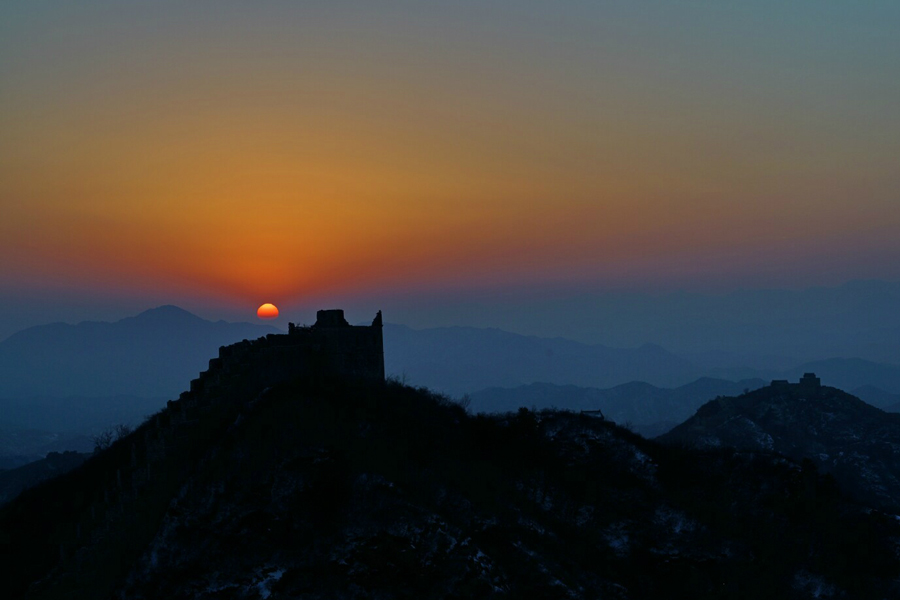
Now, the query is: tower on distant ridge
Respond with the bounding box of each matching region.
[770,373,822,395]
[797,372,821,394]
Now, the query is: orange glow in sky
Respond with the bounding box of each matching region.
[1,3,899,308]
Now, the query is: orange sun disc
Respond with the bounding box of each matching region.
[257,303,279,319]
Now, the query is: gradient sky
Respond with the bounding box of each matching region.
[1,1,899,334]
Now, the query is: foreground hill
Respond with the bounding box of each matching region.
[2,379,899,599]
[469,377,767,436]
[661,378,900,509]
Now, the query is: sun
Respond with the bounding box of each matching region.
[257,303,279,319]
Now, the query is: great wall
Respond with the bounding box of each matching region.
[32,309,384,581]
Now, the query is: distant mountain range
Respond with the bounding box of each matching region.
[384,324,703,396]
[384,326,900,398]
[0,310,715,400]
[0,305,278,399]
[851,385,900,411]
[4,306,900,403]
[661,381,900,510]
[3,305,900,447]
[469,378,767,437]
[0,395,168,435]
[396,279,900,368]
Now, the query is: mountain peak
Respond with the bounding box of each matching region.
[131,305,202,322]
[123,305,212,330]
[661,380,900,508]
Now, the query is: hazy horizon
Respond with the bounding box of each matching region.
[4,278,900,375]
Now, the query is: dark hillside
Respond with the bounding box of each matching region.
[661,380,900,510]
[2,379,899,599]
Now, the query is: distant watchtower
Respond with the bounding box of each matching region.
[770,373,822,395]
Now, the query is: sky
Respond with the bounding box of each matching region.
[1,1,899,336]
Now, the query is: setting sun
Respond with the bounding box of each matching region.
[256,303,279,320]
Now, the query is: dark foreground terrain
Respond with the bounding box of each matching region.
[2,379,899,599]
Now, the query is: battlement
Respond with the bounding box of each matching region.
[45,310,384,570]
[799,372,821,390]
[312,309,350,328]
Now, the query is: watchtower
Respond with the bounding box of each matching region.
[797,372,821,394]
[302,309,385,380]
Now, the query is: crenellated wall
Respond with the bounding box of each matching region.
[168,309,383,415]
[43,310,384,577]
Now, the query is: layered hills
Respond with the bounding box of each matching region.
[4,306,900,427]
[0,306,278,399]
[383,324,700,395]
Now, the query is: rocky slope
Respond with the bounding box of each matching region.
[661,381,900,510]
[2,379,899,599]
